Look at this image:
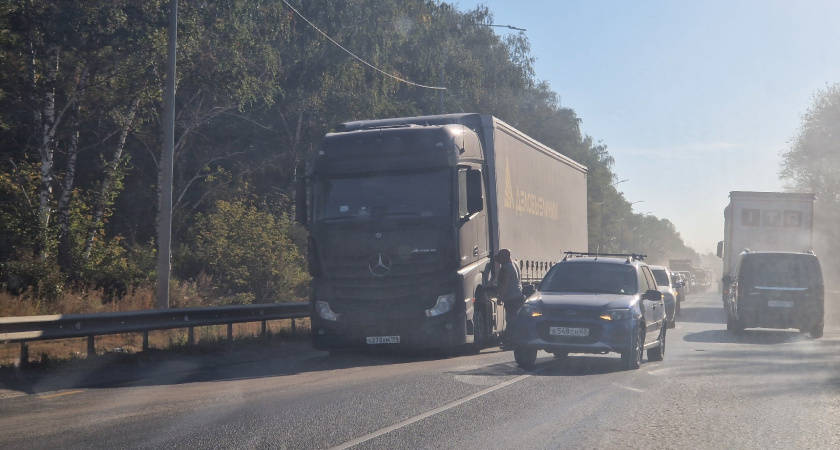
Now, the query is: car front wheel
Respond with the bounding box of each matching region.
[648,325,665,361]
[620,326,643,370]
[514,347,537,369]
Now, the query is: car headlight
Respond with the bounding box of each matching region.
[426,293,455,317]
[315,301,340,321]
[599,309,630,321]
[518,303,543,317]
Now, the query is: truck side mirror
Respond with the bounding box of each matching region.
[716,241,724,258]
[466,169,484,214]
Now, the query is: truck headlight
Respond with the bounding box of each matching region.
[426,294,455,317]
[315,301,340,321]
[599,309,630,321]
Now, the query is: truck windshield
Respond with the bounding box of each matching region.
[539,262,639,295]
[313,170,451,221]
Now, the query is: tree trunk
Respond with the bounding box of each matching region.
[57,64,90,273]
[35,44,61,259]
[82,95,142,260]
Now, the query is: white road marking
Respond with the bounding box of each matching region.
[612,383,644,393]
[331,367,546,449]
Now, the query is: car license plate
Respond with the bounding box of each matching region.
[767,300,794,308]
[549,326,589,337]
[366,336,400,344]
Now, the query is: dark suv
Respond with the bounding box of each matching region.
[509,252,666,370]
[725,250,824,338]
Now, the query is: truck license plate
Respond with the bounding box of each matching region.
[366,336,400,344]
[550,327,589,337]
[767,300,794,308]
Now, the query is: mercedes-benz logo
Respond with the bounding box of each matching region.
[368,253,392,277]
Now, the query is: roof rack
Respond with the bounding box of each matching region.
[563,251,647,262]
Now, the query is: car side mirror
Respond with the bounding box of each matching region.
[522,284,536,297]
[643,289,663,301]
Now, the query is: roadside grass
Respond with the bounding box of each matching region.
[0,280,311,368]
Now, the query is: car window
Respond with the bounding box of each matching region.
[652,269,670,287]
[641,266,657,292]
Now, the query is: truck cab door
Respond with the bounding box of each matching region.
[458,167,488,265]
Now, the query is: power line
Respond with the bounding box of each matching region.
[280,0,446,91]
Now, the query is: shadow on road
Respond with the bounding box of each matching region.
[683,328,816,345]
[0,340,479,396]
[676,304,726,325]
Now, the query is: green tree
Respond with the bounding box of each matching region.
[181,199,308,303]
[780,82,840,279]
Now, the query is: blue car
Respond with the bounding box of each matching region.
[510,253,666,370]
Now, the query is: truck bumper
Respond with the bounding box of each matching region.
[311,310,468,350]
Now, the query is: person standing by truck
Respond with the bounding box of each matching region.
[497,249,525,345]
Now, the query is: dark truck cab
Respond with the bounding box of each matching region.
[298,114,588,352]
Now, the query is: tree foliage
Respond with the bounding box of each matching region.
[0,0,697,306]
[781,82,840,276]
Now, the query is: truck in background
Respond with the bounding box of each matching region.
[668,259,694,294]
[716,191,815,306]
[297,113,588,352]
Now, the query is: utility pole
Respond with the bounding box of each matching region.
[156,0,177,309]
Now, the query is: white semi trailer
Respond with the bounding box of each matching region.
[716,191,815,301]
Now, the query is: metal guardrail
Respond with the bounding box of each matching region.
[0,302,310,366]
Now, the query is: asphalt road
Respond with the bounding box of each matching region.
[0,291,838,449]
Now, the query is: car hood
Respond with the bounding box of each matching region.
[528,292,637,311]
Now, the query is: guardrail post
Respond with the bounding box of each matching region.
[227,323,233,342]
[187,327,194,346]
[87,336,96,358]
[19,342,29,368]
[261,320,267,339]
[142,331,149,351]
[291,318,296,336]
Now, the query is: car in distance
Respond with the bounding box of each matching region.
[649,265,678,328]
[671,272,686,309]
[725,250,824,338]
[509,252,666,370]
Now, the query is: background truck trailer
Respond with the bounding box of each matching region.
[716,191,815,300]
[299,113,588,352]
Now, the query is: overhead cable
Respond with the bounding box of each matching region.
[280,0,446,91]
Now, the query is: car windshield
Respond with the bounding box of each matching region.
[652,269,670,287]
[740,254,822,288]
[313,170,451,221]
[539,262,639,294]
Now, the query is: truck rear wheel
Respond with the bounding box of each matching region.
[810,320,824,339]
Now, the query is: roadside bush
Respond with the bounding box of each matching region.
[177,200,309,303]
[2,255,66,301]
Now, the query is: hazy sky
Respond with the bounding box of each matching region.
[457,0,840,253]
